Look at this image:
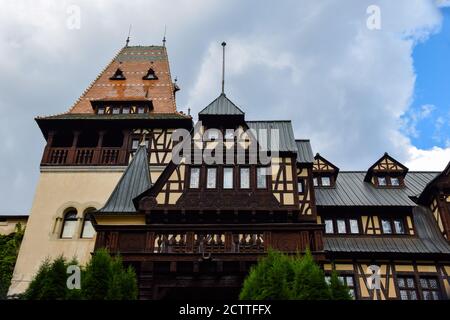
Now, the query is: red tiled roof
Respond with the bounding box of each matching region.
[66,45,177,114]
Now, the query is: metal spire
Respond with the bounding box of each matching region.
[163,25,167,47]
[221,41,226,95]
[125,24,132,47]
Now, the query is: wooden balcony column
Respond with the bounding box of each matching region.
[118,129,130,164]
[68,131,81,164]
[41,130,55,164]
[92,130,106,164]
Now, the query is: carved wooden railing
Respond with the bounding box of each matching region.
[42,147,127,166]
[152,232,265,254]
[96,227,323,254]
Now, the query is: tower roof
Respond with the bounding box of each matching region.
[199,93,245,116]
[64,45,178,115]
[97,145,151,214]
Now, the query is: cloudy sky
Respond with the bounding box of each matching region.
[0,0,449,214]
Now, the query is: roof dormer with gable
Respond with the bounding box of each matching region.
[364,153,408,188]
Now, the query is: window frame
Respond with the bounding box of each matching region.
[80,211,96,239]
[206,167,217,189]
[381,217,407,235]
[60,210,78,239]
[397,275,419,300]
[223,167,234,189]
[189,167,201,189]
[297,179,304,194]
[239,167,251,189]
[256,167,268,190]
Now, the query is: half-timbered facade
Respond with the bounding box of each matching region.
[10,43,450,300]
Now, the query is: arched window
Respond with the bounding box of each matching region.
[81,208,96,239]
[61,209,77,239]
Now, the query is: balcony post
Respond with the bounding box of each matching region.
[93,131,105,164]
[119,129,130,165]
[41,130,55,164]
[68,131,80,164]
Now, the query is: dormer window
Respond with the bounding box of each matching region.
[110,68,126,80]
[143,68,158,80]
[364,153,408,188]
[98,107,105,115]
[312,154,339,188]
[322,176,331,187]
[378,176,387,186]
[391,177,400,186]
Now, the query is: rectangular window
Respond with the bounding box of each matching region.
[313,177,318,187]
[206,168,217,189]
[256,167,267,189]
[223,168,233,189]
[381,219,392,234]
[137,106,145,114]
[337,219,347,234]
[394,219,405,234]
[338,276,356,299]
[240,168,250,189]
[112,107,120,114]
[397,276,418,300]
[97,107,105,115]
[378,176,387,186]
[324,219,334,234]
[297,180,304,193]
[391,177,400,186]
[122,106,130,114]
[349,219,359,234]
[420,277,440,300]
[189,168,200,189]
[131,139,140,150]
[322,176,331,186]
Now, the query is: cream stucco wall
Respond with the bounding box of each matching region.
[0,218,27,235]
[8,168,123,296]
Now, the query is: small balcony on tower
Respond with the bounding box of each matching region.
[41,129,129,166]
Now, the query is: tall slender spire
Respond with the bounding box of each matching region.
[125,24,132,47]
[162,25,167,47]
[221,41,226,95]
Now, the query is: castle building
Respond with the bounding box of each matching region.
[9,44,450,300]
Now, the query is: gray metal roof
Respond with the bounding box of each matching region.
[315,171,438,207]
[324,206,450,255]
[295,140,314,163]
[199,94,245,115]
[246,121,298,153]
[97,146,151,214]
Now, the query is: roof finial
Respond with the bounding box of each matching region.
[221,41,226,95]
[125,24,132,47]
[163,25,167,47]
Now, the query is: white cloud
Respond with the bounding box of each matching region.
[406,146,450,170]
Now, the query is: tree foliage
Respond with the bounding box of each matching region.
[240,249,352,300]
[0,223,24,299]
[23,249,138,300]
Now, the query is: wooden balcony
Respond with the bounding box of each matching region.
[94,224,324,257]
[42,147,127,166]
